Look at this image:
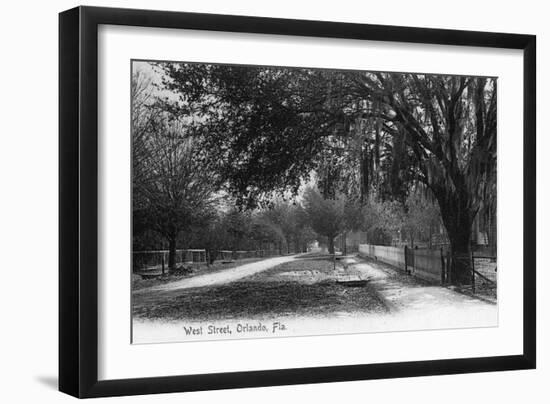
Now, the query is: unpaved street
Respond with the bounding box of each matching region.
[132,254,497,343]
[134,254,301,294]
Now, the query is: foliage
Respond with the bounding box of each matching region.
[354,73,496,282]
[302,187,348,253]
[132,71,217,269]
[402,189,442,247]
[254,199,316,254]
[361,197,404,245]
[160,63,349,208]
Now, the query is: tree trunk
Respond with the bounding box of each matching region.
[328,236,335,255]
[448,228,472,285]
[438,192,474,285]
[168,235,177,272]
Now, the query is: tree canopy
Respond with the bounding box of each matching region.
[159,63,496,282]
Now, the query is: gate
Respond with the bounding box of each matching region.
[441,252,497,297]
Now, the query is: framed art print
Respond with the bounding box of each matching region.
[59,6,536,398]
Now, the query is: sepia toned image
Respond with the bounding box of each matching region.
[131,60,497,344]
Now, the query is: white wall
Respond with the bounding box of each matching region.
[0,0,547,403]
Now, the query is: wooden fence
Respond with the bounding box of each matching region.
[358,244,497,291]
[358,244,443,284]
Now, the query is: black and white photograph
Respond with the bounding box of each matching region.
[131,60,498,344]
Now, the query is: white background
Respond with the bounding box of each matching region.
[0,0,547,403]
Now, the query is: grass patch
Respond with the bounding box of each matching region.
[246,256,337,281]
[133,257,388,321]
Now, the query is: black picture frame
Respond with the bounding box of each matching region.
[59,5,536,398]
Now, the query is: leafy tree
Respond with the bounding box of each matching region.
[291,205,318,253]
[132,98,215,270]
[302,187,346,254]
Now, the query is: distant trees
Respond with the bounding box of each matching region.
[361,197,403,246]
[254,200,316,254]
[291,207,318,254]
[255,202,294,254]
[302,187,347,254]
[190,211,228,265]
[402,190,442,248]
[357,192,443,248]
[189,207,286,264]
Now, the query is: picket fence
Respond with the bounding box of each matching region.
[358,244,443,284]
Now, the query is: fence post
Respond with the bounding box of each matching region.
[161,253,165,275]
[471,251,476,294]
[440,248,445,285]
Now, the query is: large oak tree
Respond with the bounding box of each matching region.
[351,73,496,283]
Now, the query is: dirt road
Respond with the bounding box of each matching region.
[134,254,300,294]
[349,258,497,322]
